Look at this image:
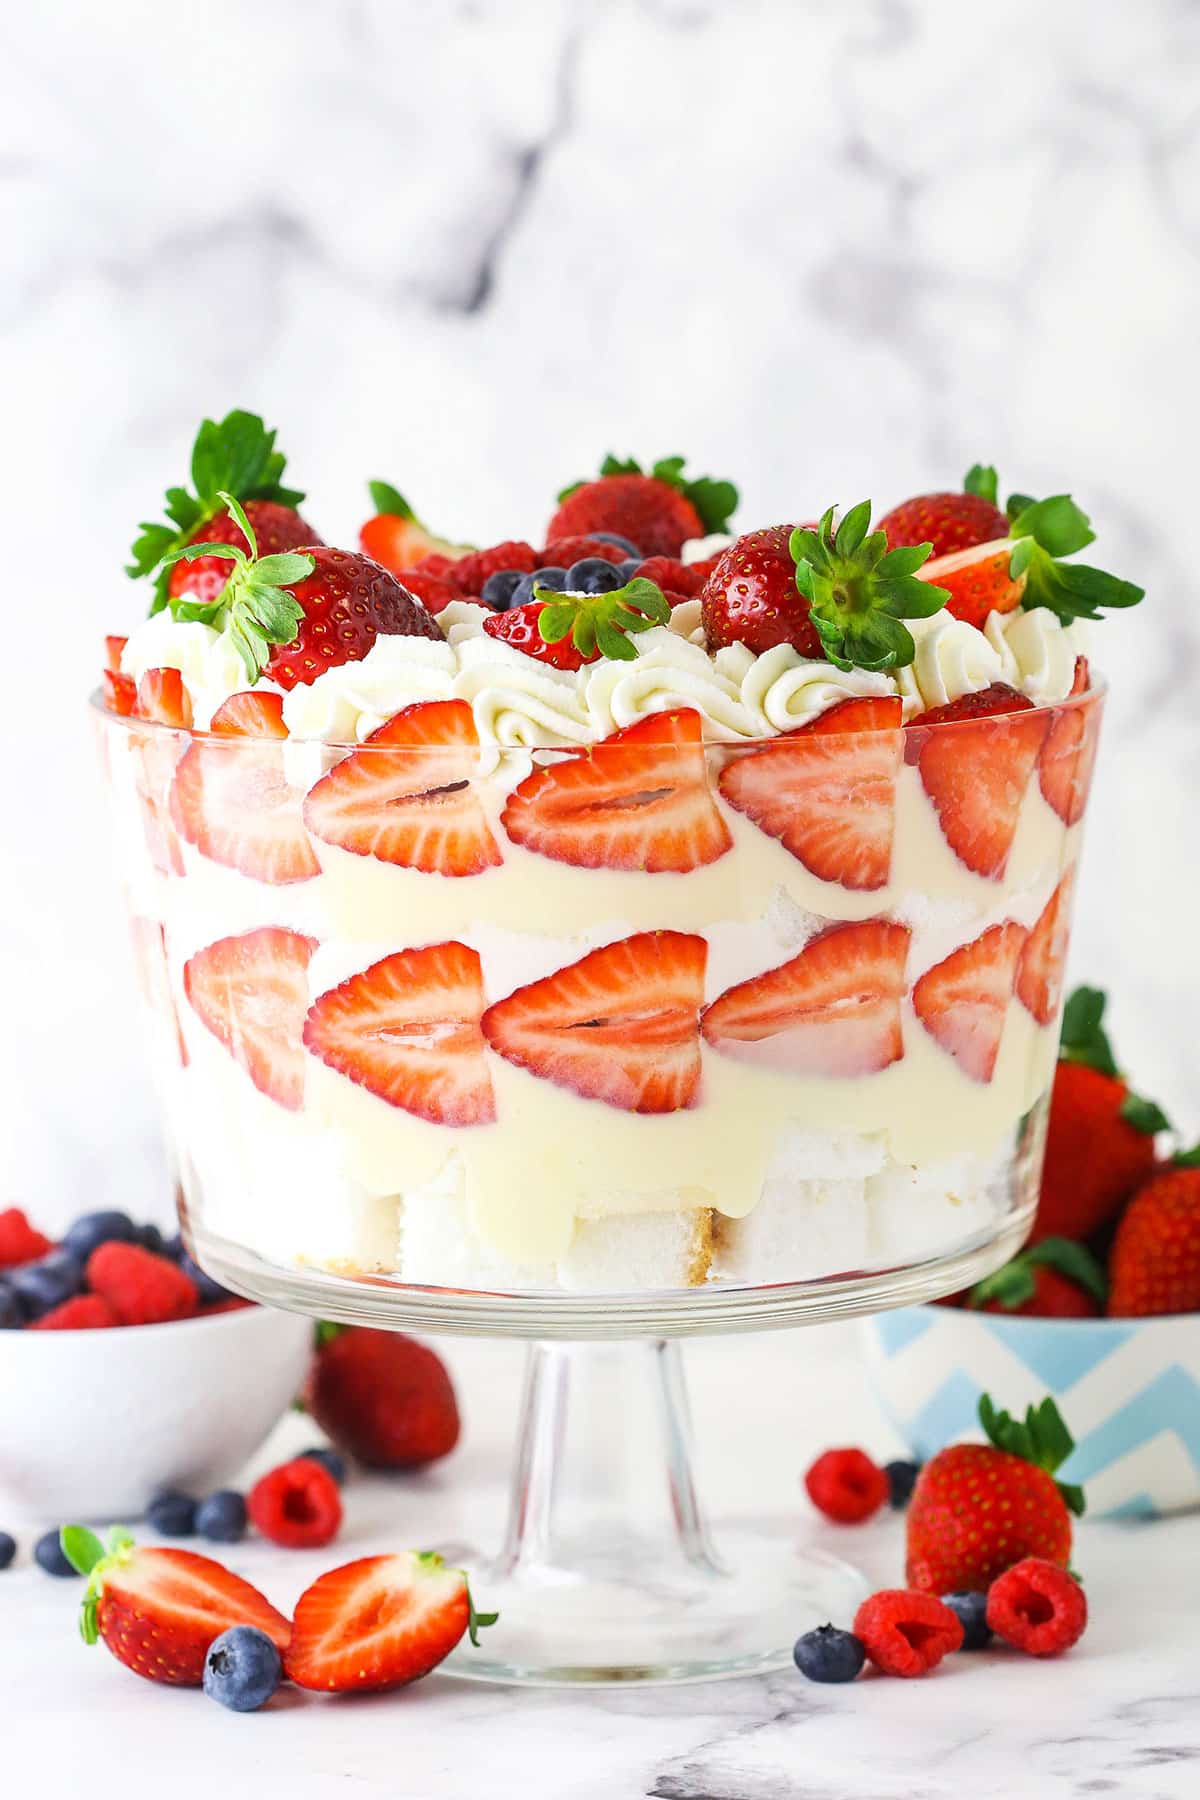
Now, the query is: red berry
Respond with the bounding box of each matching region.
[390,569,461,613]
[450,541,539,593]
[414,552,458,578]
[482,600,595,670]
[86,1242,198,1326]
[632,556,704,596]
[877,488,1009,561]
[546,474,705,560]
[31,1295,118,1330]
[986,1557,1087,1656]
[1034,1062,1158,1244]
[699,525,822,657]
[804,1449,890,1524]
[265,548,443,691]
[1108,1166,1200,1317]
[853,1589,964,1676]
[168,500,320,607]
[304,1328,460,1470]
[102,669,137,717]
[0,1207,55,1270]
[540,535,630,567]
[247,1457,343,1549]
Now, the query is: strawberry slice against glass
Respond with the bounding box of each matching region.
[912,920,1028,1083]
[502,709,732,872]
[171,690,320,886]
[908,685,1051,881]
[129,916,188,1066]
[1039,658,1101,826]
[183,927,317,1110]
[717,695,902,891]
[482,931,707,1114]
[304,943,496,1126]
[1015,869,1076,1026]
[303,699,502,877]
[701,920,910,1077]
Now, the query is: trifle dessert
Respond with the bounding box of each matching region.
[96,415,1139,1293]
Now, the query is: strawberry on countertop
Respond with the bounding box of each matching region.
[304,1327,461,1469]
[547,454,738,559]
[285,1550,495,1692]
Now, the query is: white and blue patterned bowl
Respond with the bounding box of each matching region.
[862,1306,1200,1518]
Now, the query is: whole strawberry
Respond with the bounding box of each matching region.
[700,525,821,656]
[1108,1163,1200,1316]
[548,455,737,559]
[304,1327,460,1470]
[905,1395,1083,1595]
[968,1238,1106,1318]
[877,464,1009,559]
[167,499,319,606]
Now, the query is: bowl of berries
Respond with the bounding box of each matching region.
[863,987,1200,1517]
[0,1205,313,1520]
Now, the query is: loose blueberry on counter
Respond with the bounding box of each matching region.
[34,1530,78,1578]
[195,1490,248,1544]
[179,1251,234,1306]
[591,532,641,557]
[616,558,642,581]
[61,1210,137,1260]
[793,1623,866,1683]
[510,566,569,609]
[202,1626,283,1713]
[885,1459,921,1510]
[9,1253,84,1320]
[0,1283,26,1329]
[146,1487,198,1537]
[942,1590,993,1650]
[298,1445,347,1486]
[480,568,526,611]
[0,1532,16,1570]
[567,557,623,595]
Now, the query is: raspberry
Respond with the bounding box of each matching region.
[687,556,720,585]
[86,1241,198,1326]
[853,1589,964,1677]
[805,1448,890,1524]
[0,1207,55,1270]
[30,1295,118,1330]
[414,552,458,578]
[248,1458,343,1549]
[451,541,538,594]
[632,556,704,597]
[986,1558,1087,1656]
[393,570,459,613]
[541,534,629,568]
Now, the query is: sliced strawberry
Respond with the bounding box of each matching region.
[912,920,1027,1082]
[104,635,128,674]
[102,669,137,716]
[718,696,902,891]
[129,671,190,874]
[910,685,1051,880]
[171,693,319,886]
[1016,871,1075,1026]
[303,699,502,878]
[285,1551,495,1693]
[134,667,193,728]
[304,943,495,1126]
[130,917,188,1066]
[701,919,910,1076]
[1039,662,1100,826]
[917,539,1024,630]
[502,709,732,872]
[482,930,706,1113]
[359,512,457,577]
[183,927,317,1110]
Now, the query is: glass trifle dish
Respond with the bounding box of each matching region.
[97,422,1139,1308]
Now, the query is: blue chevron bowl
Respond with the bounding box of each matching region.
[862,1306,1200,1518]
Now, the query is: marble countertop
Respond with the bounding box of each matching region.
[2,1325,1195,1799]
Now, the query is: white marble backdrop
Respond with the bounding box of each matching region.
[2,0,1197,1225]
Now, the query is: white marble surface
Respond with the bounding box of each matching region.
[0,0,1198,1225]
[2,1325,1197,1799]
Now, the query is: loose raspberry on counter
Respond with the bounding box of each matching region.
[247,1458,343,1549]
[853,1589,964,1676]
[986,1558,1088,1656]
[804,1448,890,1524]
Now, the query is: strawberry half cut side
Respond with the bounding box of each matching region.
[502,708,732,872]
[718,695,902,891]
[482,930,707,1113]
[183,927,317,1110]
[910,685,1051,881]
[303,698,502,878]
[304,943,495,1126]
[701,918,910,1077]
[1015,870,1076,1026]
[172,692,320,886]
[912,920,1027,1083]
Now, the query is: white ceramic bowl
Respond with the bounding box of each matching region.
[0,1304,314,1522]
[862,1305,1200,1518]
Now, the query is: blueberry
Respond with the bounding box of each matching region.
[179,1251,233,1306]
[146,1488,197,1537]
[9,1254,84,1320]
[590,532,641,557]
[202,1626,282,1713]
[567,557,623,595]
[792,1622,866,1683]
[137,1222,167,1256]
[34,1530,78,1578]
[0,1532,15,1570]
[942,1590,993,1650]
[616,558,642,582]
[195,1490,247,1544]
[480,569,525,611]
[61,1210,137,1261]
[510,567,568,609]
[884,1458,921,1510]
[297,1446,346,1486]
[0,1283,26,1329]
[162,1233,185,1262]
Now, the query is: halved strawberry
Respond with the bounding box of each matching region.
[918,540,1025,630]
[130,917,188,1066]
[910,685,1051,880]
[183,927,317,1110]
[134,667,193,728]
[64,1528,291,1688]
[104,635,128,674]
[304,699,502,878]
[1039,660,1100,827]
[718,696,902,891]
[129,670,190,874]
[482,931,706,1113]
[701,919,910,1076]
[1016,872,1075,1026]
[285,1551,496,1693]
[171,692,319,886]
[102,669,137,716]
[304,943,495,1126]
[912,920,1027,1083]
[502,709,732,872]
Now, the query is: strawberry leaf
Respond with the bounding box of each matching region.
[1058,985,1118,1077]
[978,1394,1083,1514]
[1004,493,1143,623]
[533,576,670,662]
[791,504,950,672]
[964,463,999,505]
[1120,1092,1171,1135]
[971,1236,1108,1310]
[368,480,415,520]
[1174,1143,1200,1168]
[60,1526,106,1577]
[1010,495,1096,558]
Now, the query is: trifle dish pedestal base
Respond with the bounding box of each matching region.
[190,1211,1030,1685]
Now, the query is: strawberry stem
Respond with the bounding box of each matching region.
[978,1395,1086,1517]
[968,1237,1108,1311]
[535,576,670,662]
[557,454,739,532]
[62,1525,137,1645]
[790,503,949,672]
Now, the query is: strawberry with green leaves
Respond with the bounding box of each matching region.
[358,480,469,575]
[1108,1151,1200,1317]
[786,503,952,670]
[127,411,317,614]
[548,455,738,559]
[969,1237,1107,1318]
[483,576,671,670]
